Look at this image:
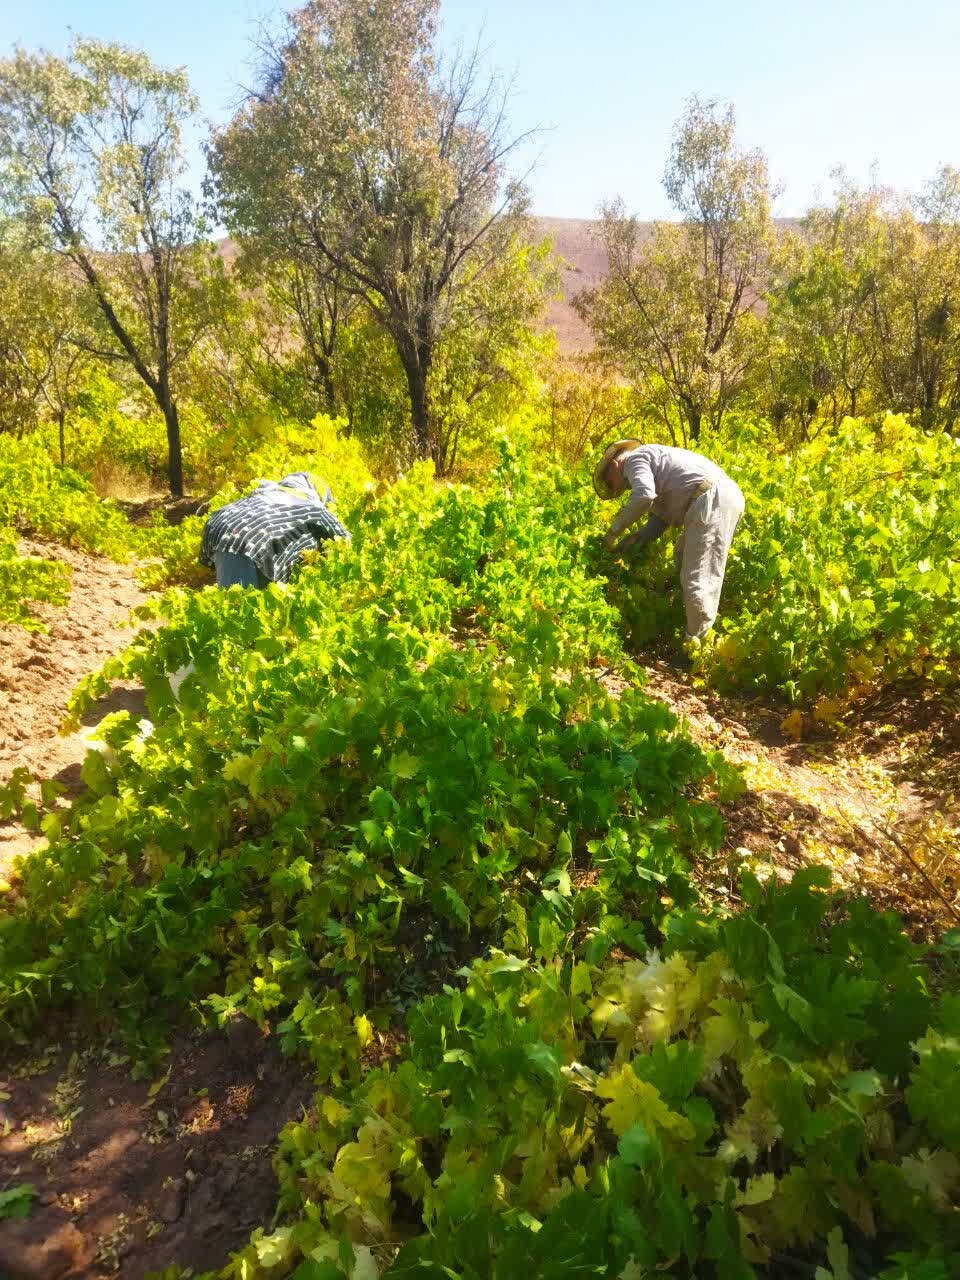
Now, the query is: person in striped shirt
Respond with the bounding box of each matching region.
[199,471,351,588]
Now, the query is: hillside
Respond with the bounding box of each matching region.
[217,219,620,356]
[221,215,796,358]
[532,216,613,354]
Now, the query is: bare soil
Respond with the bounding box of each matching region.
[636,660,960,939]
[0,540,149,880]
[0,1022,314,1280]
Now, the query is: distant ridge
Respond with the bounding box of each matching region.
[533,216,615,356]
[219,216,799,357]
[216,218,614,356]
[532,216,803,354]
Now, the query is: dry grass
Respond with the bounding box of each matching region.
[88,457,164,504]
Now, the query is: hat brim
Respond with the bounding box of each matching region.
[592,439,642,500]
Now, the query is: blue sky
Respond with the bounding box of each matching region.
[4,0,959,218]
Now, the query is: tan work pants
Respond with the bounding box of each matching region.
[672,478,745,640]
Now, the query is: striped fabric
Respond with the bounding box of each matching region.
[199,474,351,584]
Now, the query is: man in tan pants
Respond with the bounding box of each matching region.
[593,440,745,642]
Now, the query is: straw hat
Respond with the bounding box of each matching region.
[592,439,642,500]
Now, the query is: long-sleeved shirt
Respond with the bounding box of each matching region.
[200,471,350,584]
[605,445,731,545]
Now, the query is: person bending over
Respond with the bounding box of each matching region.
[593,440,744,642]
[200,470,350,587]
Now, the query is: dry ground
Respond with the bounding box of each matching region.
[0,1023,313,1280]
[0,540,150,881]
[635,660,960,939]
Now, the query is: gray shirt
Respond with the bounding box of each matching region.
[606,445,731,542]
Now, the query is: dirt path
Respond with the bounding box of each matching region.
[637,660,960,939]
[0,540,150,881]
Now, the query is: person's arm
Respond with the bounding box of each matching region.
[614,513,668,554]
[604,491,653,547]
[307,504,351,543]
[603,450,657,548]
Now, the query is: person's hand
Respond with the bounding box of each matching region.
[614,532,640,554]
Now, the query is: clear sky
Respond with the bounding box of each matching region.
[4,0,959,219]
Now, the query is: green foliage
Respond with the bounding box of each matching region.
[0,433,134,558]
[0,232,92,441]
[0,529,68,627]
[2,434,958,1279]
[212,874,958,1279]
[0,432,135,627]
[0,1182,36,1220]
[611,414,960,703]
[0,444,730,1067]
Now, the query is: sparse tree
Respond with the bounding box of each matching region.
[428,232,555,475]
[766,179,887,433]
[0,225,92,453]
[0,39,220,495]
[578,97,774,442]
[537,353,636,465]
[874,168,960,428]
[211,0,533,471]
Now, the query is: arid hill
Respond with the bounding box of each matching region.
[533,216,612,355]
[219,216,800,357]
[217,218,620,356]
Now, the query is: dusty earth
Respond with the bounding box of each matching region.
[0,1023,314,1280]
[0,540,150,881]
[635,660,960,939]
[0,546,957,1277]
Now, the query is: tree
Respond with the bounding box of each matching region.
[0,224,91,453]
[765,179,886,434]
[23,261,92,466]
[428,232,555,475]
[184,260,326,426]
[537,353,636,466]
[578,97,774,442]
[0,234,46,436]
[0,39,218,495]
[208,197,358,421]
[873,168,960,429]
[211,0,532,472]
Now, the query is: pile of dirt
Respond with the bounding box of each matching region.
[0,540,150,879]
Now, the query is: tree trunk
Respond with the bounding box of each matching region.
[58,409,66,467]
[686,405,702,443]
[314,353,338,418]
[399,348,434,467]
[162,396,184,498]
